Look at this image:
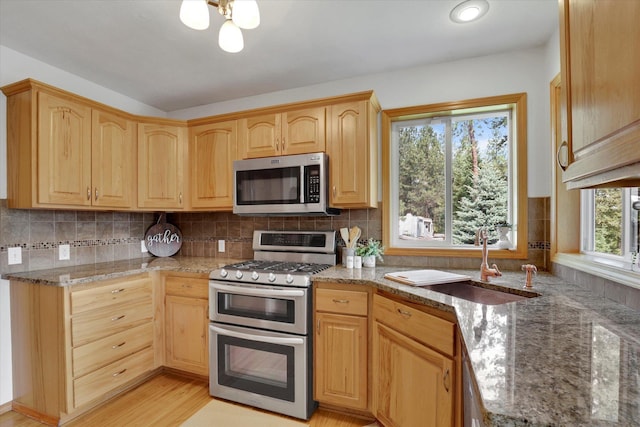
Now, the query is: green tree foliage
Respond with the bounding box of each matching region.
[398,114,509,244]
[398,125,445,232]
[453,164,508,244]
[594,189,622,255]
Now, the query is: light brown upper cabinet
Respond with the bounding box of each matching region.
[137,121,188,210]
[328,95,380,209]
[1,80,135,209]
[559,0,640,189]
[91,109,136,208]
[239,107,326,159]
[189,120,238,210]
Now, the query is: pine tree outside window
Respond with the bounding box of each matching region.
[581,187,640,269]
[382,93,528,258]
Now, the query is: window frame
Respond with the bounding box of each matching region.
[381,93,528,259]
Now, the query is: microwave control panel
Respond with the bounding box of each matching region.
[304,165,321,203]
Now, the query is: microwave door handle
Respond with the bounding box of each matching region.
[300,165,304,203]
[210,324,305,345]
[210,282,305,298]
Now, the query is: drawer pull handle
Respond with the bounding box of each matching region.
[112,342,126,349]
[111,315,125,321]
[443,368,451,392]
[111,288,125,294]
[87,187,91,200]
[333,299,349,304]
[557,140,569,171]
[397,308,412,318]
[112,369,127,377]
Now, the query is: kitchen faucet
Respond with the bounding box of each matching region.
[475,228,502,281]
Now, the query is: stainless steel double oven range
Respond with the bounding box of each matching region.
[208,230,336,420]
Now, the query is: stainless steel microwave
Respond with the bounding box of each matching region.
[233,152,340,216]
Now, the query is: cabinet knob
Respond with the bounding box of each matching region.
[557,140,569,171]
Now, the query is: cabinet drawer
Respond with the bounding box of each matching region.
[165,277,208,299]
[73,346,154,408]
[72,298,153,346]
[70,276,152,314]
[72,322,153,377]
[316,288,368,316]
[373,294,454,357]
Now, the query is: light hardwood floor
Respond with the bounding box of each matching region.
[0,373,373,427]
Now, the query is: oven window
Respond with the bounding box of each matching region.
[218,335,295,401]
[236,167,300,205]
[218,294,295,324]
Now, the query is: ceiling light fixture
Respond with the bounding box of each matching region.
[180,0,260,53]
[450,0,489,24]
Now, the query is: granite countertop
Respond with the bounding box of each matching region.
[4,257,639,426]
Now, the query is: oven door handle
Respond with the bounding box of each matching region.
[210,324,305,345]
[210,282,305,297]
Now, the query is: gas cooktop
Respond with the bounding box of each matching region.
[224,260,332,275]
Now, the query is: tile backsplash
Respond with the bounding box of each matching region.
[1,198,547,274]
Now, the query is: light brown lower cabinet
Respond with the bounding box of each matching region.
[9,274,157,425]
[372,293,456,427]
[164,274,209,376]
[314,284,370,412]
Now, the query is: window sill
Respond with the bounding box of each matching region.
[552,252,640,290]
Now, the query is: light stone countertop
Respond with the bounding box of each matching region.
[4,257,639,426]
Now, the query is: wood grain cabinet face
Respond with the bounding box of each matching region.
[10,89,135,209]
[372,294,454,427]
[91,109,136,208]
[314,286,369,411]
[240,107,326,159]
[137,122,187,209]
[164,276,209,376]
[37,91,93,206]
[328,100,379,208]
[189,120,238,210]
[559,0,640,188]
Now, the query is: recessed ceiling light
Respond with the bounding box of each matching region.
[450,0,490,23]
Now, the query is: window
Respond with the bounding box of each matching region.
[581,187,640,269]
[382,93,527,258]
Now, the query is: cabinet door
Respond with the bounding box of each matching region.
[37,91,92,206]
[189,121,238,209]
[137,123,187,209]
[373,322,453,427]
[559,0,640,186]
[328,101,377,208]
[240,113,280,159]
[165,295,209,376]
[282,107,326,155]
[315,312,368,410]
[91,109,135,208]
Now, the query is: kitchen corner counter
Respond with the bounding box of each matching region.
[4,260,639,426]
[313,266,640,427]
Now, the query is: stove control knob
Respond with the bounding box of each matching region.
[251,271,259,281]
[219,269,228,278]
[268,273,277,283]
[235,270,243,280]
[285,274,294,284]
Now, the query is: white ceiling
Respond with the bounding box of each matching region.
[0,0,558,112]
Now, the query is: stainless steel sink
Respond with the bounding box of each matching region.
[422,281,540,305]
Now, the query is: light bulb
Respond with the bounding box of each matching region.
[180,0,210,30]
[458,6,480,21]
[231,0,260,30]
[219,19,244,53]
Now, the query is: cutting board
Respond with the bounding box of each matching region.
[384,269,470,287]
